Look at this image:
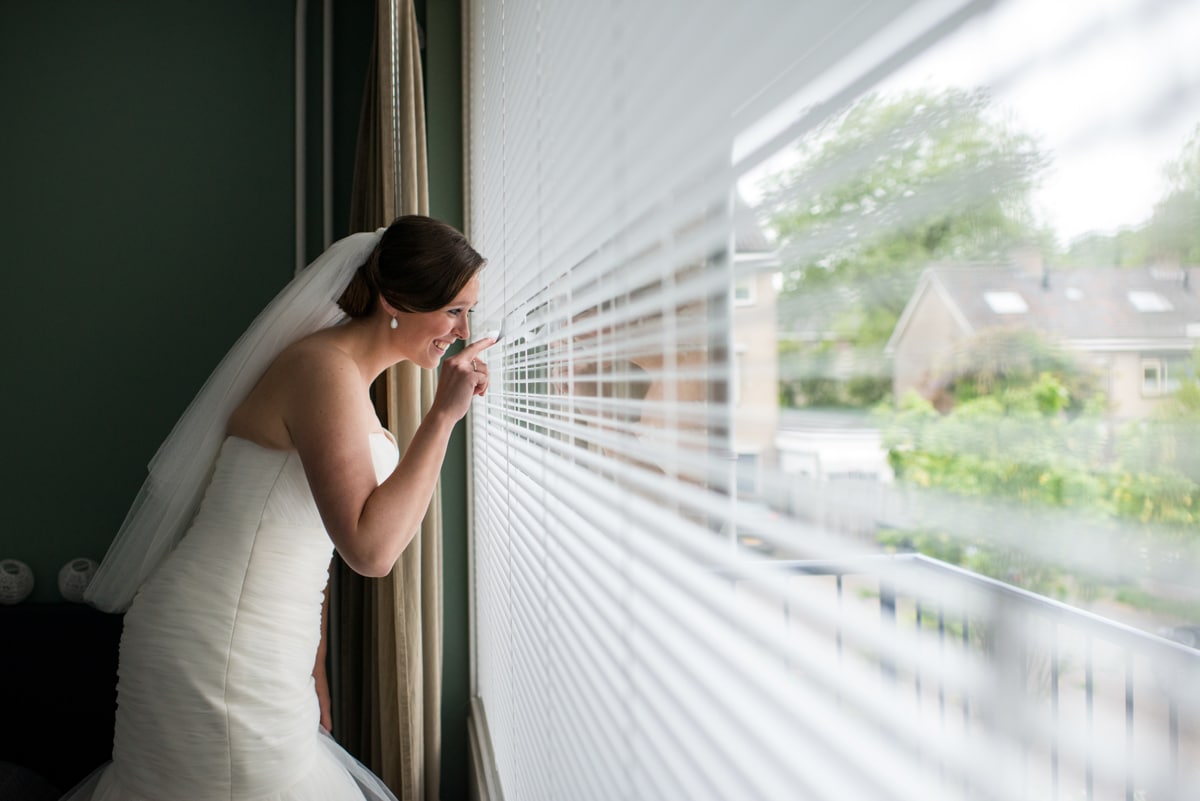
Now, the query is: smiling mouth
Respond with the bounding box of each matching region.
[433,340,450,353]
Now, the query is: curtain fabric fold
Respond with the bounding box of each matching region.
[333,2,440,800]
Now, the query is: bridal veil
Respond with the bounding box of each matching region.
[85,230,384,613]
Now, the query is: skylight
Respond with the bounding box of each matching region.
[1127,290,1173,312]
[984,291,1029,314]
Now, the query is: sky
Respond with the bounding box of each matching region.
[879,0,1200,243]
[735,0,1200,246]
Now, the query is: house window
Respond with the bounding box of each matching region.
[1142,359,1164,396]
[983,291,1029,314]
[1143,354,1195,396]
[734,277,757,306]
[1128,290,1173,312]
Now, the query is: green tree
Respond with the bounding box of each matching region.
[1059,227,1151,268]
[927,328,1103,414]
[879,368,1200,598]
[1145,123,1200,263]
[762,88,1052,350]
[1062,121,1200,267]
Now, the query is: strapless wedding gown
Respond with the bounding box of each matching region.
[63,433,400,801]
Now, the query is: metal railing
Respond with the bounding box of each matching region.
[775,553,1200,801]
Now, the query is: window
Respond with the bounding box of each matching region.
[983,290,1029,314]
[1128,290,1174,312]
[1142,358,1164,396]
[465,2,1200,799]
[733,277,757,306]
[1143,354,1195,397]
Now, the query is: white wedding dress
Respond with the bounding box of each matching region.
[63,432,400,801]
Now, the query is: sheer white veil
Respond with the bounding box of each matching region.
[86,230,385,613]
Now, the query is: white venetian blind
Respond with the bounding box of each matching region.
[465,1,1200,800]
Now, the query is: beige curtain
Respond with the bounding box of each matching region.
[332,2,441,800]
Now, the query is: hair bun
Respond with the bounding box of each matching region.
[337,259,378,318]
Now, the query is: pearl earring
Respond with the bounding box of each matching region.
[390,317,398,330]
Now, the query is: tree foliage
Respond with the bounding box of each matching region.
[1146,124,1200,263]
[761,88,1052,348]
[1063,122,1200,265]
[879,372,1200,593]
[926,328,1102,414]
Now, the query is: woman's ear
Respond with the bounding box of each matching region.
[377,296,399,318]
[377,297,403,330]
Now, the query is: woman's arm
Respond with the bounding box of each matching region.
[286,338,494,577]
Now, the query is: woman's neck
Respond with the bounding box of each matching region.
[323,315,408,385]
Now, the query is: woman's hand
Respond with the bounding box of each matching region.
[315,669,333,734]
[433,337,497,421]
[315,579,332,734]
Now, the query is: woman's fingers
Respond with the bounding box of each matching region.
[469,356,490,395]
[463,335,499,362]
[456,336,497,395]
[434,342,495,418]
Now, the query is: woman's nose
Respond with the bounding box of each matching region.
[454,317,470,340]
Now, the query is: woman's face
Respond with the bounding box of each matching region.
[396,276,480,369]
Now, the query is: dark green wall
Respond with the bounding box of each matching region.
[0,0,389,598]
[1,0,301,602]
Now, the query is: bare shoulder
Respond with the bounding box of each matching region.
[273,333,361,385]
[272,335,372,424]
[227,333,368,448]
[277,333,379,443]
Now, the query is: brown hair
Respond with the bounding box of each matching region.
[337,215,486,318]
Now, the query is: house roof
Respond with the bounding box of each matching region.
[887,263,1200,353]
[734,200,775,255]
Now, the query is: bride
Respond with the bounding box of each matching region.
[65,216,493,800]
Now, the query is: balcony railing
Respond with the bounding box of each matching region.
[754,553,1200,801]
